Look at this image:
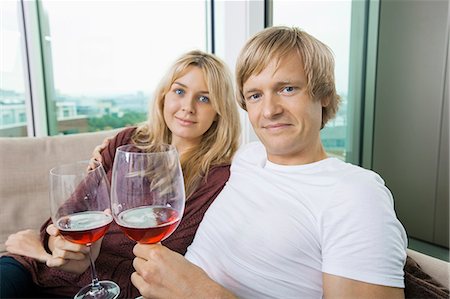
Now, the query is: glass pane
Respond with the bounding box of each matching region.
[0,0,28,137]
[39,1,208,135]
[272,0,352,161]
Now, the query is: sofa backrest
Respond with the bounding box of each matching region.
[407,248,450,289]
[0,129,120,254]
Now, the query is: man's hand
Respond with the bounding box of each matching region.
[45,224,103,274]
[5,229,51,263]
[132,243,237,299]
[88,136,112,170]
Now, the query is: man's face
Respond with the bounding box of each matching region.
[242,53,326,165]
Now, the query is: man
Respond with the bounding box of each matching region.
[131,26,407,299]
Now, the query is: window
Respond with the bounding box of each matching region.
[271,0,362,162]
[39,1,209,135]
[0,0,29,137]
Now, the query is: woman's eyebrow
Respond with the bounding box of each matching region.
[173,81,209,94]
[172,81,187,88]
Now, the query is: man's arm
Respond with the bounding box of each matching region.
[132,243,237,299]
[323,273,405,299]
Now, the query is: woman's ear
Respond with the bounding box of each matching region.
[321,96,331,108]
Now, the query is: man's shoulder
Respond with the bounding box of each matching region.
[337,161,385,187]
[327,161,394,208]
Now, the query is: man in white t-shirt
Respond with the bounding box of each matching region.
[131,26,407,299]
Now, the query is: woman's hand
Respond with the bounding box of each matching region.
[131,243,237,299]
[45,224,103,274]
[5,229,51,263]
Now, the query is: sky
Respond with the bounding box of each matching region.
[1,0,351,97]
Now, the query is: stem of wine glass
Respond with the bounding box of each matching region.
[87,244,102,292]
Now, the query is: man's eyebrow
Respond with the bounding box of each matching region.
[244,80,302,93]
[274,79,300,85]
[243,87,259,95]
[274,79,306,88]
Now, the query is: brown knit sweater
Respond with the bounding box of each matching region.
[11,127,231,298]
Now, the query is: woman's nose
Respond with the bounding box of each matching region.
[181,96,195,113]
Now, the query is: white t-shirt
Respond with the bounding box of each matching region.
[185,142,407,299]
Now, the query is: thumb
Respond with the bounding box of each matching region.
[46,224,59,237]
[46,256,68,268]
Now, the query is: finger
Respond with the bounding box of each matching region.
[5,234,17,245]
[87,158,95,170]
[102,136,113,147]
[54,237,89,254]
[93,144,105,159]
[46,224,59,236]
[46,256,68,268]
[133,243,158,259]
[131,272,152,299]
[52,246,87,261]
[132,256,147,275]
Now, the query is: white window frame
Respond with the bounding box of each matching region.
[213,0,264,145]
[20,0,48,137]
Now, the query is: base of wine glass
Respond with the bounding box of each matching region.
[74,280,120,299]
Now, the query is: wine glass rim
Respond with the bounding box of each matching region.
[49,160,102,176]
[116,143,177,155]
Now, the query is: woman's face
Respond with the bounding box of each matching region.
[163,66,217,150]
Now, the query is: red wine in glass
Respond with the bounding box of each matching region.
[111,144,185,299]
[116,206,180,244]
[57,211,113,245]
[50,160,120,299]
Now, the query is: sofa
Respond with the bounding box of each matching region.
[0,129,448,293]
[0,129,119,254]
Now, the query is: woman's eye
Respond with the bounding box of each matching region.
[198,95,210,103]
[175,88,184,95]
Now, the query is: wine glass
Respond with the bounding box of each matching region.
[111,143,185,245]
[49,160,120,299]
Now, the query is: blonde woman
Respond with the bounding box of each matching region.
[2,50,240,298]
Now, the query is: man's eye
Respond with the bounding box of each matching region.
[282,86,295,93]
[247,93,261,102]
[198,95,210,103]
[175,89,184,95]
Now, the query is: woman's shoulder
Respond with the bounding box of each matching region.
[208,164,231,180]
[101,127,137,171]
[194,164,230,193]
[112,126,137,146]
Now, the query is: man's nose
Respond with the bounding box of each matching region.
[262,93,283,119]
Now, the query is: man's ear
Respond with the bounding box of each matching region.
[321,96,331,108]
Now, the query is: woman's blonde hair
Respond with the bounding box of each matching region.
[132,50,241,199]
[236,26,340,128]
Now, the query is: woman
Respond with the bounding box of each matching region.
[1,50,240,298]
